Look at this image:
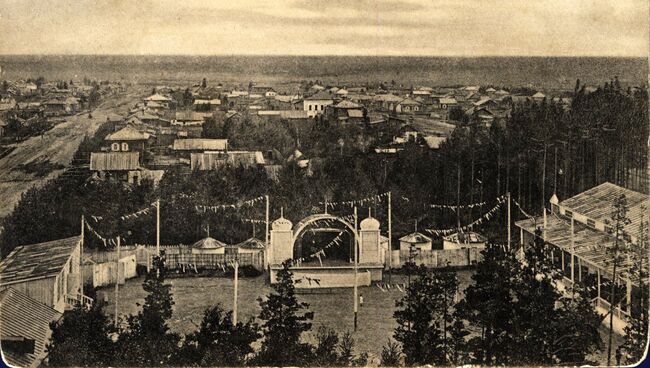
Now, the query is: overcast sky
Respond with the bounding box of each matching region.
[1,0,648,56]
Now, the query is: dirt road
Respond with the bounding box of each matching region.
[0,89,144,220]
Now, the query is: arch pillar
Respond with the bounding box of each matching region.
[359,216,381,264]
[270,217,293,265]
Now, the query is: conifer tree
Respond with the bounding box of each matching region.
[254,261,314,366]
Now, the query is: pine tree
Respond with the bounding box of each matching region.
[606,194,631,365]
[115,254,180,366]
[621,209,649,364]
[47,302,116,366]
[254,261,314,366]
[176,304,260,366]
[393,265,463,365]
[380,340,402,366]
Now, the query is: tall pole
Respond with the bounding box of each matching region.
[388,192,392,276]
[553,146,558,195]
[353,206,358,332]
[507,192,511,249]
[114,236,121,327]
[541,144,547,212]
[570,217,575,285]
[457,162,461,230]
[80,215,84,296]
[156,199,160,256]
[265,195,270,269]
[233,257,239,325]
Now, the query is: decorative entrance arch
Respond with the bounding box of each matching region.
[268,212,385,287]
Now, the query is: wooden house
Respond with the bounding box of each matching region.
[90,152,141,182]
[105,126,151,155]
[0,236,86,313]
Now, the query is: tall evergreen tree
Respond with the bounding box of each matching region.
[254,261,314,366]
[115,254,180,366]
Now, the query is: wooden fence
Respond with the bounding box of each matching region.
[164,252,264,271]
[391,248,483,268]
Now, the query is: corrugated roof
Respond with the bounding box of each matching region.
[0,236,81,285]
[0,288,62,368]
[90,152,140,171]
[105,126,150,141]
[561,182,649,237]
[190,151,265,170]
[173,139,228,151]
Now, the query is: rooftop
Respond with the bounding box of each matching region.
[0,288,62,368]
[234,237,266,249]
[105,126,150,141]
[192,237,227,249]
[399,232,432,243]
[90,152,140,171]
[560,182,648,236]
[173,138,228,151]
[0,236,81,285]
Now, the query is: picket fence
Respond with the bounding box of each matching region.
[391,247,483,268]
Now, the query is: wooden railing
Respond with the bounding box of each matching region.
[65,293,94,309]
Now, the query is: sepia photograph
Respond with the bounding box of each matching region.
[0,0,649,367]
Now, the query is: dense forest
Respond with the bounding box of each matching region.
[1,79,647,256]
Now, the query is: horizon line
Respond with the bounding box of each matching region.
[0,53,647,59]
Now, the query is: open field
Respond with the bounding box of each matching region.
[99,271,624,364]
[100,272,472,361]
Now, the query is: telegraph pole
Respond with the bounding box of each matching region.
[156,199,160,256]
[233,257,239,325]
[80,215,84,297]
[507,192,511,250]
[387,191,392,283]
[353,206,358,332]
[114,236,121,327]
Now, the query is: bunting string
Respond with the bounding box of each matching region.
[291,231,346,266]
[428,200,487,210]
[512,198,535,220]
[320,192,389,208]
[424,196,506,236]
[84,220,120,248]
[195,196,265,213]
[89,202,157,223]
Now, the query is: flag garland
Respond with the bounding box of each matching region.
[512,198,535,220]
[425,196,506,236]
[429,201,486,210]
[240,218,266,224]
[195,196,265,213]
[320,192,389,208]
[291,231,345,266]
[89,202,157,223]
[84,220,120,248]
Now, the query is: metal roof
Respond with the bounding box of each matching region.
[0,236,81,285]
[0,288,62,368]
[560,182,649,237]
[172,139,228,151]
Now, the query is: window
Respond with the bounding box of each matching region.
[111,143,119,151]
[121,142,129,151]
[309,105,312,111]
[605,225,614,234]
[565,210,573,218]
[587,219,596,228]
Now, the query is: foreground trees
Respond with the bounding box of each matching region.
[457,233,602,365]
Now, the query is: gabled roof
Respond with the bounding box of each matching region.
[398,98,421,106]
[374,93,403,102]
[105,126,150,141]
[90,152,140,171]
[192,237,227,249]
[235,237,266,249]
[347,109,365,118]
[0,288,62,368]
[439,97,458,104]
[173,139,228,151]
[305,90,334,101]
[0,236,81,285]
[532,92,546,98]
[443,231,487,243]
[333,100,361,109]
[560,182,648,236]
[399,232,432,243]
[145,93,172,102]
